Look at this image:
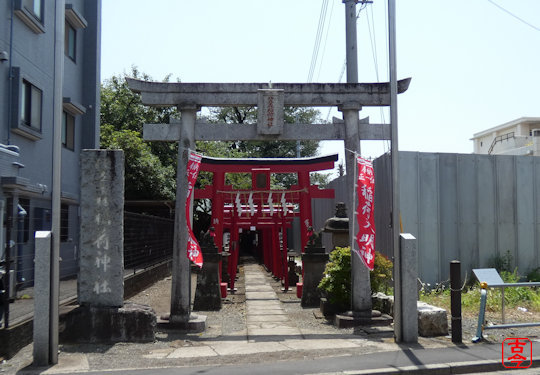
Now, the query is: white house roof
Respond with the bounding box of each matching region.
[471,117,540,140]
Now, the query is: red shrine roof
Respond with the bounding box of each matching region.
[200,154,338,172]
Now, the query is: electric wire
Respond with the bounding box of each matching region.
[307,0,329,82]
[325,3,367,123]
[487,0,540,33]
[366,6,380,82]
[366,4,387,127]
[315,2,335,82]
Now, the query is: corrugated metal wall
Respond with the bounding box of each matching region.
[374,151,540,284]
[312,175,348,252]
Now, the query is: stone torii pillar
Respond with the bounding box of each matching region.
[170,107,200,327]
[341,103,372,318]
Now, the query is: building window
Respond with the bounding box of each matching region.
[65,21,76,61]
[21,80,42,131]
[14,0,45,33]
[60,204,69,242]
[23,0,42,21]
[10,67,43,140]
[34,207,52,231]
[62,112,75,150]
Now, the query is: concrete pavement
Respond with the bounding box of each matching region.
[4,263,540,375]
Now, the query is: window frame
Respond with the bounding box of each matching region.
[62,111,75,151]
[14,0,45,34]
[60,204,69,243]
[21,79,42,131]
[65,21,76,62]
[23,0,43,21]
[10,67,43,141]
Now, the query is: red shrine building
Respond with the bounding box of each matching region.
[194,154,337,291]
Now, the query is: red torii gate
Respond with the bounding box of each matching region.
[194,154,337,292]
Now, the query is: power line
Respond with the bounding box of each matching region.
[487,0,540,32]
[325,2,367,122]
[307,0,329,82]
[315,2,336,82]
[365,4,387,125]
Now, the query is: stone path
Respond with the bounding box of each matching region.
[138,263,386,361]
[244,264,303,341]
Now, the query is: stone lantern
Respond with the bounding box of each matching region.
[323,202,349,249]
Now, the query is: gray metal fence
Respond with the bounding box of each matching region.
[312,175,347,252]
[374,151,540,284]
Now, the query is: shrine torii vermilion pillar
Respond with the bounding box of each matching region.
[127,79,410,327]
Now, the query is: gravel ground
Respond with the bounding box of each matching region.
[2,257,540,374]
[127,256,540,344]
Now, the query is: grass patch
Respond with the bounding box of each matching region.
[419,270,540,316]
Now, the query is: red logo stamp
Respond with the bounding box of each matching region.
[502,338,532,369]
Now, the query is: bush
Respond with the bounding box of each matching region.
[318,248,395,309]
[488,250,513,273]
[371,252,393,294]
[318,247,351,308]
[527,267,540,282]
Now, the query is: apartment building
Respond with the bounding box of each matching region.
[471,117,540,156]
[0,0,101,289]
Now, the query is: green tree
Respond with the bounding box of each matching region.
[101,67,178,169]
[100,68,178,200]
[206,106,327,188]
[100,124,175,200]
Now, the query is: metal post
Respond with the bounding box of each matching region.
[50,0,65,364]
[501,287,505,324]
[16,205,26,283]
[450,260,462,343]
[388,0,401,343]
[343,0,359,83]
[472,288,488,343]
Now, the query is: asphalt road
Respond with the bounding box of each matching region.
[17,344,540,375]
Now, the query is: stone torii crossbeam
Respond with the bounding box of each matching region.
[127,78,410,327]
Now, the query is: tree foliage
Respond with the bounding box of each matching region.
[205,106,328,188]
[100,68,331,202]
[100,68,178,200]
[100,124,176,200]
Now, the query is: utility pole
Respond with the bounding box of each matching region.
[342,0,372,317]
[388,0,405,342]
[344,0,358,83]
[50,0,65,364]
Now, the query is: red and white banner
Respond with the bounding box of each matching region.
[186,151,203,268]
[355,157,375,270]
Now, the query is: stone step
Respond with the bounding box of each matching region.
[245,291,278,300]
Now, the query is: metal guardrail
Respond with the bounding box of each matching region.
[472,268,540,343]
[487,132,515,154]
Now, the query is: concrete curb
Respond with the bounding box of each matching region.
[342,358,540,375]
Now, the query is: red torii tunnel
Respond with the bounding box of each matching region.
[194,154,337,293]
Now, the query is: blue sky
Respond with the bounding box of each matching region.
[101,0,540,169]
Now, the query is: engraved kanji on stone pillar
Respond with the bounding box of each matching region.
[79,150,125,308]
[257,89,284,135]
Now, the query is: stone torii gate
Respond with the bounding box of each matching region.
[127,79,410,327]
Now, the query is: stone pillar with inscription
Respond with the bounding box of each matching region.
[79,150,125,307]
[63,149,156,343]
